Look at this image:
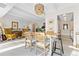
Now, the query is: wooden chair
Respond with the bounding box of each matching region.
[35,32,49,55]
[45,31,57,37]
[51,34,64,56]
[45,31,64,56]
[25,32,33,48]
[22,28,29,38]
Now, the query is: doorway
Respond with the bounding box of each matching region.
[57,12,74,45]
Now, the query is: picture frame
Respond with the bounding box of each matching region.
[12,21,18,30]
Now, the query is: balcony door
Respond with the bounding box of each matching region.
[57,12,74,43]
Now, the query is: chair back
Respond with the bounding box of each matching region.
[24,32,31,39]
[22,28,29,32]
[46,31,55,35]
[35,32,45,42]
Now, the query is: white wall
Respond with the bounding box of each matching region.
[0,3,45,29]
[0,12,45,30]
[44,3,79,45]
[50,4,79,45]
[45,4,58,33]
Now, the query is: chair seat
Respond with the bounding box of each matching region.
[36,42,49,49]
[26,39,31,43]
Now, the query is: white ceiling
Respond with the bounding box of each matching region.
[52,3,79,11]
[2,3,79,23]
[3,3,45,24]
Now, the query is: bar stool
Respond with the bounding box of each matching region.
[51,34,64,56]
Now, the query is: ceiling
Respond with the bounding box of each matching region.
[2,3,79,24]
[3,3,45,24]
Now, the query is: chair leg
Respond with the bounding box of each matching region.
[25,38,28,48]
[59,39,64,54]
[25,41,26,48]
[51,39,64,56]
[54,41,57,51]
[51,41,56,56]
[51,43,54,55]
[44,48,46,56]
[35,45,37,56]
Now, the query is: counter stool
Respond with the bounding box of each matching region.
[51,35,64,56]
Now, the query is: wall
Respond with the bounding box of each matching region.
[51,4,79,45]
[44,4,79,46]
[0,3,45,29]
[0,13,45,31]
[0,14,27,29]
[44,4,58,33]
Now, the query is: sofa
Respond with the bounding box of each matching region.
[4,28,16,40]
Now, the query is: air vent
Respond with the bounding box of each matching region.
[0,3,7,8]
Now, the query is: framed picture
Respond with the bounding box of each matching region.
[12,21,18,30]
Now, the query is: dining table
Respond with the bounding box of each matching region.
[45,32,58,55]
[24,31,58,56]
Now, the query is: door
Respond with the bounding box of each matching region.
[57,12,74,42]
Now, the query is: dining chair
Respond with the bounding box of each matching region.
[25,32,36,47]
[35,32,49,56]
[45,31,64,56]
[45,31,57,55]
[24,32,32,48]
[51,34,64,56]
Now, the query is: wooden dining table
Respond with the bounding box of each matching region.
[24,31,58,56]
[45,32,58,55]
